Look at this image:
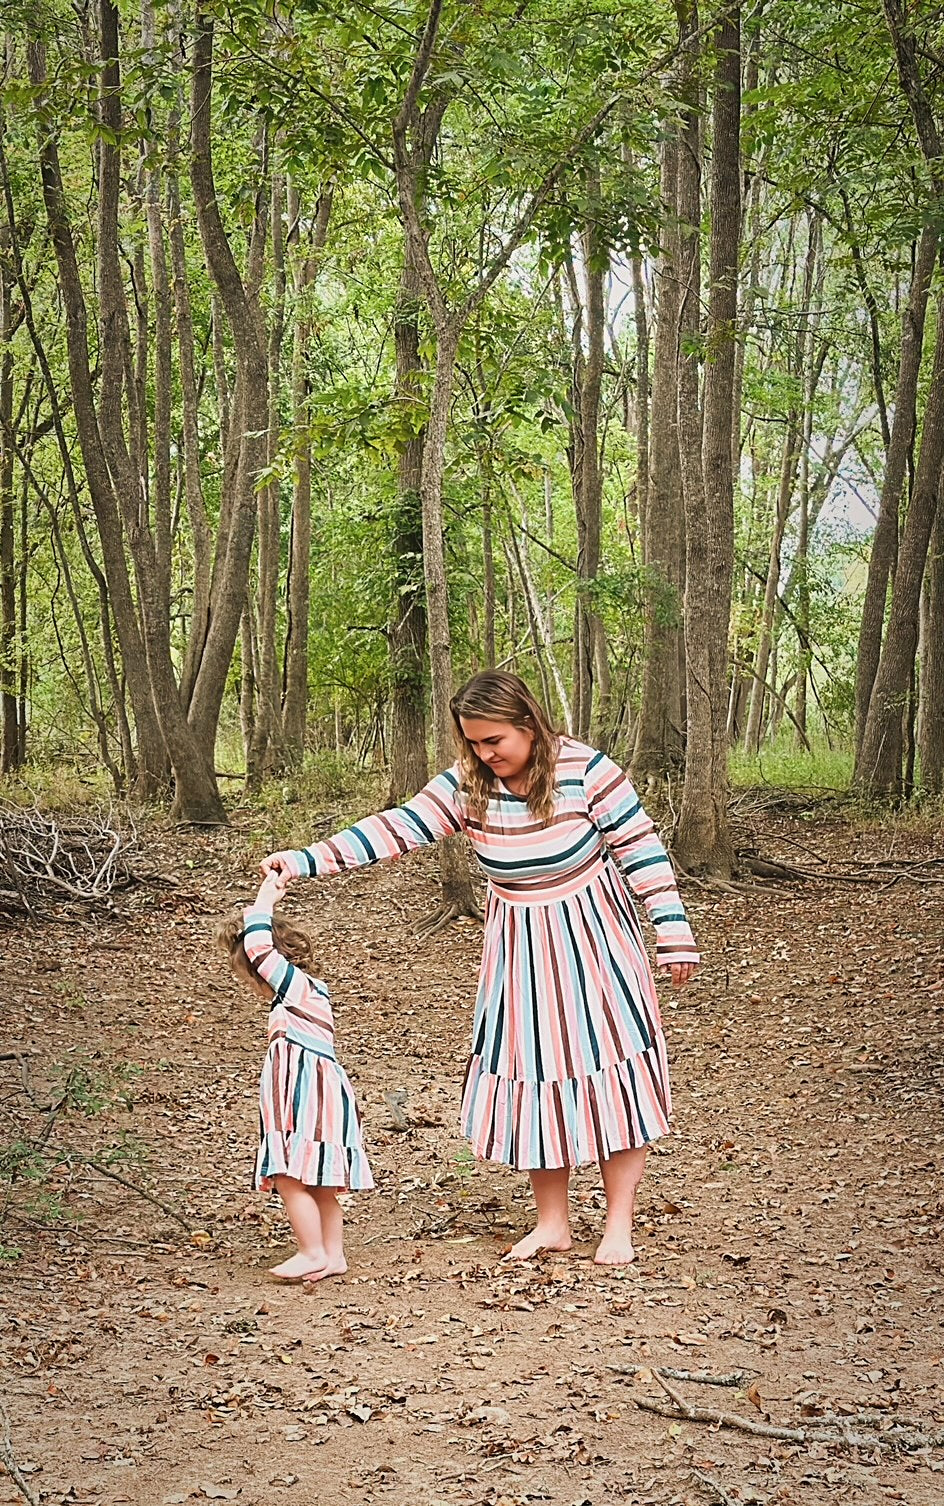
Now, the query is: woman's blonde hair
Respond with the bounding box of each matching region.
[449,671,560,824]
[216,907,315,992]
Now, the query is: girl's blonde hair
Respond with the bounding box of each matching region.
[449,670,560,825]
[216,907,315,992]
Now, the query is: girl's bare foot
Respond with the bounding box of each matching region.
[302,1257,348,1283]
[505,1223,572,1260]
[268,1250,329,1281]
[593,1233,636,1265]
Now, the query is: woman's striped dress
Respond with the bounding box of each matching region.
[242,899,373,1191]
[279,738,698,1171]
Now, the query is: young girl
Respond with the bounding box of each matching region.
[217,869,372,1282]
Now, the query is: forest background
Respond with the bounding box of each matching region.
[0,0,942,881]
[3,6,944,1504]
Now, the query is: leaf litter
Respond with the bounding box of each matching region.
[0,812,943,1505]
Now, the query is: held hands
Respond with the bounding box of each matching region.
[256,867,289,907]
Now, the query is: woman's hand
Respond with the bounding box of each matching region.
[668,962,698,989]
[259,850,305,883]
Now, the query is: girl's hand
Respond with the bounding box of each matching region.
[668,961,698,989]
[256,868,288,905]
[259,850,304,883]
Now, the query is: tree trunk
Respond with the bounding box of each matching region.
[854,226,937,762]
[283,186,332,767]
[387,237,432,803]
[247,170,286,790]
[570,195,606,742]
[0,232,19,771]
[631,251,650,549]
[27,35,170,801]
[633,125,685,781]
[858,288,944,796]
[675,0,739,877]
[187,7,269,770]
[918,479,944,794]
[420,323,480,919]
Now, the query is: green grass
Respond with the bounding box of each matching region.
[729,737,854,791]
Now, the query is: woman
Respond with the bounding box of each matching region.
[262,671,698,1264]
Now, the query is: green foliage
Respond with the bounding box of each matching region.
[730,738,854,792]
[0,1056,145,1251]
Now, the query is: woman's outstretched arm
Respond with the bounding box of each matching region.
[262,766,465,881]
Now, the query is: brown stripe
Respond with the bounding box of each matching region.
[586,1076,606,1162]
[552,1081,569,1162]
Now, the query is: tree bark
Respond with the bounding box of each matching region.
[247,168,286,790]
[854,226,937,761]
[633,126,685,781]
[918,478,944,794]
[283,185,332,767]
[187,6,269,764]
[858,288,944,796]
[0,227,19,771]
[27,35,169,800]
[675,0,739,877]
[570,211,606,743]
[387,122,442,804]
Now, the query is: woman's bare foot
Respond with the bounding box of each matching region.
[268,1250,329,1281]
[593,1233,636,1266]
[505,1223,572,1260]
[302,1257,348,1283]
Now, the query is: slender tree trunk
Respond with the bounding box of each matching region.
[0,233,19,771]
[482,489,496,669]
[283,186,331,766]
[675,0,739,877]
[387,235,433,803]
[631,252,650,548]
[570,192,607,742]
[858,289,944,796]
[247,170,286,789]
[420,323,479,918]
[918,478,944,794]
[187,7,269,769]
[633,126,685,780]
[27,35,169,800]
[169,101,214,711]
[854,227,937,761]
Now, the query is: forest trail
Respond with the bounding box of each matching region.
[1,810,943,1506]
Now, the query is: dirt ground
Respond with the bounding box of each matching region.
[2,801,944,1506]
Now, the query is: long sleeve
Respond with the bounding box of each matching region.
[583,750,699,967]
[282,766,465,879]
[241,900,332,1029]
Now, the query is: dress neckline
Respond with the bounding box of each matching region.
[495,776,529,801]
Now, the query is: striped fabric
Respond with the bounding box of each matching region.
[242,901,373,1192]
[282,738,698,1171]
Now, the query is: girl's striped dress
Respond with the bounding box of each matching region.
[279,738,698,1171]
[242,899,373,1191]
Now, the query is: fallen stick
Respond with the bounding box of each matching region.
[75,1154,192,1229]
[632,1395,944,1452]
[690,1467,749,1506]
[0,1400,38,1506]
[610,1362,757,1388]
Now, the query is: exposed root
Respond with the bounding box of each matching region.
[414,898,484,938]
